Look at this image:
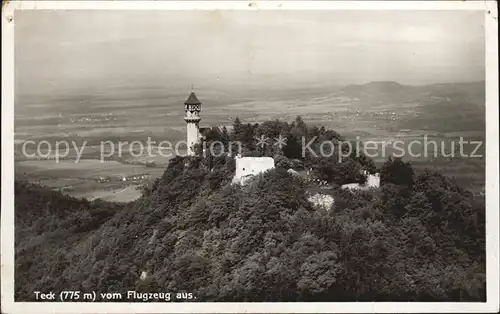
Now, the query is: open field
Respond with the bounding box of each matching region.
[16,159,165,179]
[15,159,165,201]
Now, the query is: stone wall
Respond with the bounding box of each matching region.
[232,157,275,185]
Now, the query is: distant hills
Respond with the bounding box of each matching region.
[14,79,485,138]
[342,80,485,92]
[339,80,485,104]
[342,81,406,95]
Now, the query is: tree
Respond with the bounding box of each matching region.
[380,157,414,187]
[274,155,293,169]
[298,251,343,297]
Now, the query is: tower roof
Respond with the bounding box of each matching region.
[184,92,201,105]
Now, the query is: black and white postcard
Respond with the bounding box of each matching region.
[1,1,498,313]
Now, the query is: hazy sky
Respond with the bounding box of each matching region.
[15,10,485,95]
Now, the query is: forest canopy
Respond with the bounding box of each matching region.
[15,117,485,302]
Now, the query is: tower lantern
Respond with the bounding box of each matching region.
[184,91,202,156]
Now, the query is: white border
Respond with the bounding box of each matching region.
[1,1,498,313]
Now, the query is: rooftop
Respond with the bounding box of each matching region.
[184,92,201,105]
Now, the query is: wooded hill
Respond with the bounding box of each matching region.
[15,117,485,301]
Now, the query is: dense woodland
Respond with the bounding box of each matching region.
[15,117,485,301]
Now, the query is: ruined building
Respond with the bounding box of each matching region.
[183,91,275,184]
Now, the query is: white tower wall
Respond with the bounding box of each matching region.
[183,92,202,156]
[186,119,200,156]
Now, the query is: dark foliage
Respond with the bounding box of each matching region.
[14,117,485,302]
[380,157,414,187]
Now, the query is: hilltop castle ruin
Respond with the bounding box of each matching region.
[183,91,275,184]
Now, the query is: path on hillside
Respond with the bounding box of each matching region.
[89,185,136,202]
